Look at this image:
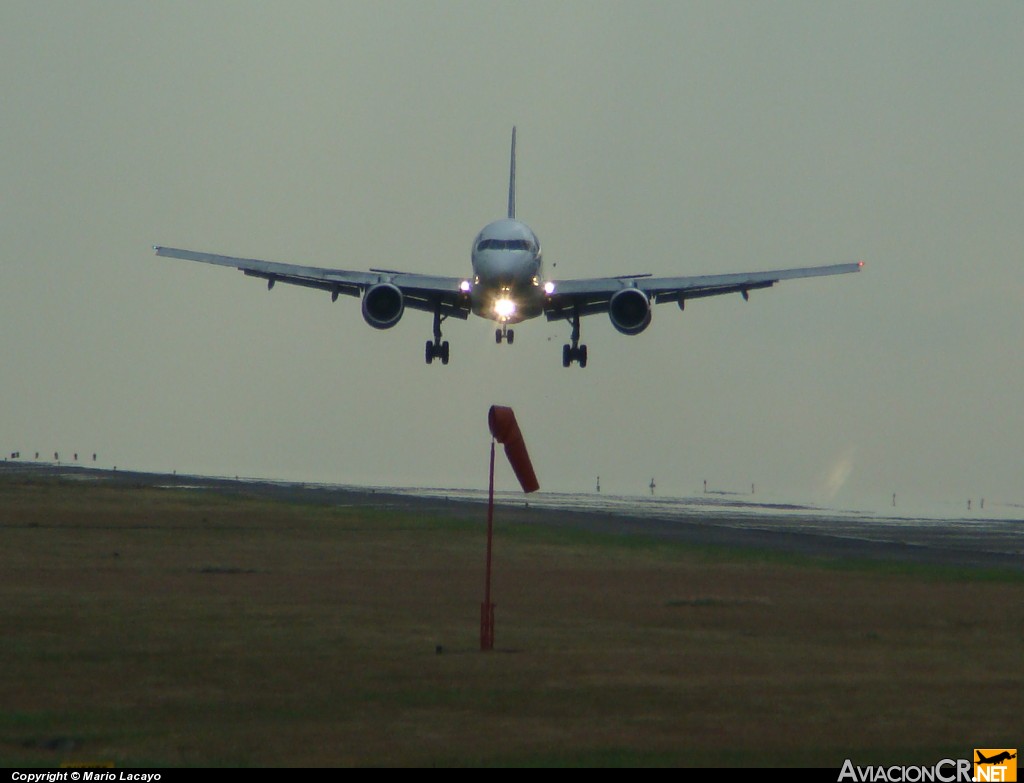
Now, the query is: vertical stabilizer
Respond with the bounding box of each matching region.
[507,126,517,219]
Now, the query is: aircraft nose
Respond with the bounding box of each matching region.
[481,253,513,281]
[500,251,536,281]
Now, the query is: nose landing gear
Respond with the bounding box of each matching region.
[495,324,515,344]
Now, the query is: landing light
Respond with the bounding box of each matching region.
[543,281,555,295]
[460,280,472,293]
[493,298,516,320]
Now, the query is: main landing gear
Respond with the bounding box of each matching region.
[495,324,515,344]
[425,307,449,365]
[562,308,587,368]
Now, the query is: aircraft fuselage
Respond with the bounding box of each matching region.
[469,218,546,324]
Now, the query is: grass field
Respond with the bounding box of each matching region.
[1,473,1021,767]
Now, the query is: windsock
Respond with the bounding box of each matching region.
[487,405,539,493]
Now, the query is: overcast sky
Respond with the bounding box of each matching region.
[2,1,1021,509]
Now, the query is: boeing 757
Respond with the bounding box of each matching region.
[154,128,862,367]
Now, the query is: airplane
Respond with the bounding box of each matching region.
[977,752,1016,765]
[154,128,862,368]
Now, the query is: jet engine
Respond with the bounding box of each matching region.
[608,288,652,335]
[361,283,405,329]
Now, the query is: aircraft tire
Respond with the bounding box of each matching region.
[425,340,434,364]
[579,345,588,368]
[441,341,450,365]
[507,329,514,345]
[562,344,571,368]
[495,329,503,344]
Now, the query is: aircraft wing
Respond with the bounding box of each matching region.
[153,246,471,319]
[545,262,863,319]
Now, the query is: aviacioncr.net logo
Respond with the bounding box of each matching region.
[838,758,973,782]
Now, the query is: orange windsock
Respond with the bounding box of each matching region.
[487,405,539,493]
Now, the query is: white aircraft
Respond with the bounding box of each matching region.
[155,128,862,367]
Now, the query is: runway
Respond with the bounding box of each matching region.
[3,462,1022,571]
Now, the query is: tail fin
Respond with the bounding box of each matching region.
[507,126,517,219]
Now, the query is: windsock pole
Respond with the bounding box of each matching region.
[481,439,496,651]
[480,405,538,652]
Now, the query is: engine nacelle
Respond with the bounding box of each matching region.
[608,288,652,335]
[361,283,405,329]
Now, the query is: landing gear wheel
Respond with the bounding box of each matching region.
[495,328,503,344]
[440,341,450,365]
[507,329,514,345]
[561,343,589,368]
[425,340,435,365]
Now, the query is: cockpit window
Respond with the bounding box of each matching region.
[476,238,536,253]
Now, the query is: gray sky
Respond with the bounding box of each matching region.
[3,1,1022,508]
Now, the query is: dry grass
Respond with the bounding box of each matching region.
[1,475,1021,766]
